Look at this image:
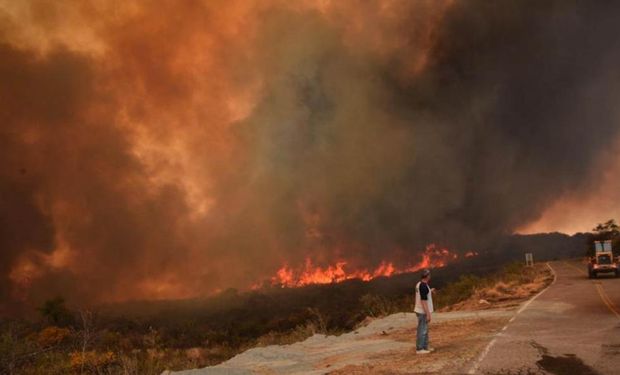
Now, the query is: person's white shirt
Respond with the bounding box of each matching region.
[414,281,434,314]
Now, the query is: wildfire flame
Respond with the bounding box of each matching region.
[254,244,474,289]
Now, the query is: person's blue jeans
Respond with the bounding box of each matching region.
[416,312,429,350]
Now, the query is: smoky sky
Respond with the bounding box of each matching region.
[1,0,620,308]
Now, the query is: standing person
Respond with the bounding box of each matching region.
[414,269,435,354]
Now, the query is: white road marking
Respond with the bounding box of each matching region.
[467,262,556,374]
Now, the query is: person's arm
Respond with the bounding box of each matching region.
[421,300,431,322]
[420,283,431,322]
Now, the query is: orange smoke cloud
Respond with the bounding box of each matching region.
[2,0,620,311]
[0,0,452,306]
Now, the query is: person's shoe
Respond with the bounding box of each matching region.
[427,347,435,352]
[416,349,431,354]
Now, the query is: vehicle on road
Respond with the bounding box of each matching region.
[588,249,619,278]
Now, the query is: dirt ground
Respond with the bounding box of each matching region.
[326,264,554,374]
[327,317,508,375]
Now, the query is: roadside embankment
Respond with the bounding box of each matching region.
[170,263,553,374]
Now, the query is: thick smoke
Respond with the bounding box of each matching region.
[1,0,620,309]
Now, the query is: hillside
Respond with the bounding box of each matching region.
[0,237,570,374]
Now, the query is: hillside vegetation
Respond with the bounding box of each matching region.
[1,259,554,374]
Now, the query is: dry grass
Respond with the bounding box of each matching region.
[441,263,553,312]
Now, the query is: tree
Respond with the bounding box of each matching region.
[78,309,94,375]
[592,219,620,236]
[37,297,74,327]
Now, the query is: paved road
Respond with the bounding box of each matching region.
[471,261,620,375]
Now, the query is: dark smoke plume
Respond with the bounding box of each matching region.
[1,0,620,310]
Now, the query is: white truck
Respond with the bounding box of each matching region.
[588,240,619,278]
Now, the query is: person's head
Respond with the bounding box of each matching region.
[421,269,431,281]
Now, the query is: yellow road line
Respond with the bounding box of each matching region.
[595,283,620,319]
[563,261,620,319]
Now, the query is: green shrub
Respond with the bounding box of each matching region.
[255,322,317,347]
[434,274,485,308]
[359,294,399,318]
